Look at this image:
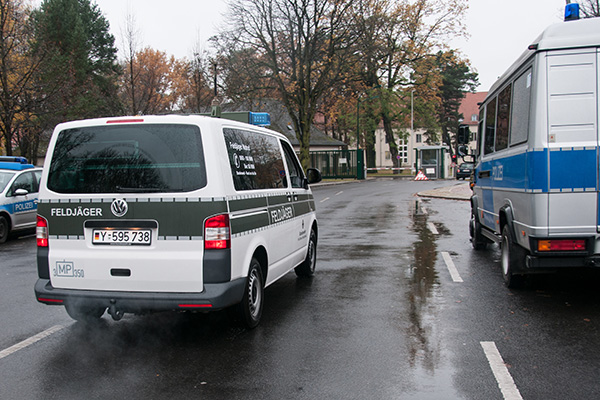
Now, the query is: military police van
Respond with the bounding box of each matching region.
[35,113,321,328]
[466,6,600,287]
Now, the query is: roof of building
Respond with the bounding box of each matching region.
[218,99,347,148]
[458,92,487,127]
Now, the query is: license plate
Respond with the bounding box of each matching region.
[92,229,152,245]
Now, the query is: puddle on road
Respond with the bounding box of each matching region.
[404,199,442,371]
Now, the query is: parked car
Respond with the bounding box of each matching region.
[456,162,474,180]
[0,158,42,243]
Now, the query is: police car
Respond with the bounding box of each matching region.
[0,157,42,243]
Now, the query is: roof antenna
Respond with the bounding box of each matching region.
[211,61,222,118]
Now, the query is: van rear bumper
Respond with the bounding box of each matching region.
[34,278,246,313]
[526,255,600,269]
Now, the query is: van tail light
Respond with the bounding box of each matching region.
[204,214,230,250]
[37,215,49,247]
[537,239,586,252]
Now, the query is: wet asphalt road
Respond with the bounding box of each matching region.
[2,178,600,399]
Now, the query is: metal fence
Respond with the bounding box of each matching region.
[309,150,359,179]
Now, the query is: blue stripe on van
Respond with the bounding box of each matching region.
[528,149,548,192]
[478,149,548,193]
[477,147,598,195]
[549,147,597,191]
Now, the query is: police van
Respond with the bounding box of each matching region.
[467,5,600,287]
[0,157,42,243]
[35,113,321,328]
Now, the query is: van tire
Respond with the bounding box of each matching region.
[295,229,317,277]
[238,258,264,329]
[65,303,105,322]
[501,225,526,288]
[470,213,488,250]
[0,216,8,244]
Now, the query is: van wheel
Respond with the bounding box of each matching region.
[295,229,317,277]
[238,258,264,329]
[0,216,9,244]
[470,213,487,250]
[501,226,526,288]
[65,303,105,322]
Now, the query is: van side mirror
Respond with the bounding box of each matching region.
[457,124,470,145]
[306,168,322,187]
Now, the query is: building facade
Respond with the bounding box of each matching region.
[373,92,487,175]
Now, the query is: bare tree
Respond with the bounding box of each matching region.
[352,0,468,167]
[120,9,142,114]
[579,0,600,17]
[217,0,357,169]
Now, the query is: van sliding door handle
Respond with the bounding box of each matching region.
[478,170,491,178]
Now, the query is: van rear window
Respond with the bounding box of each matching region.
[47,124,207,193]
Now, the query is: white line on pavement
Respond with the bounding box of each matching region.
[481,341,524,400]
[441,251,463,283]
[0,325,64,361]
[427,222,439,235]
[320,197,330,203]
[335,191,343,196]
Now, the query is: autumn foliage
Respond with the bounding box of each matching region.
[1,0,477,169]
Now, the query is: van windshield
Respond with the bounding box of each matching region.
[47,124,207,194]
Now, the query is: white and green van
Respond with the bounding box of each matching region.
[35,114,321,328]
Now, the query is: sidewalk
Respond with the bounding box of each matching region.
[417,182,472,201]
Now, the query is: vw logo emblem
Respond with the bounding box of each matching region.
[111,199,128,218]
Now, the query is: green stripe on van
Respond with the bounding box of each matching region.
[230,211,270,235]
[229,197,268,212]
[37,199,227,237]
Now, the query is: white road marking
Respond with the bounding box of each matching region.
[481,341,524,400]
[427,222,439,235]
[441,252,463,283]
[335,191,343,196]
[0,325,64,360]
[320,197,330,203]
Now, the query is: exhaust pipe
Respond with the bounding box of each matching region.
[108,300,124,321]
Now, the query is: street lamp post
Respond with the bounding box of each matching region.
[355,88,381,180]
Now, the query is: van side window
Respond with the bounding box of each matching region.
[495,84,512,152]
[484,97,497,155]
[510,68,532,145]
[477,108,485,158]
[224,128,287,191]
[280,140,304,188]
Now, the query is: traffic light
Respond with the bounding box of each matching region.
[457,124,470,144]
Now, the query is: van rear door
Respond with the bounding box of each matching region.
[40,122,211,293]
[545,49,598,235]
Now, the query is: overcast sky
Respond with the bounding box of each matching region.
[35,0,572,92]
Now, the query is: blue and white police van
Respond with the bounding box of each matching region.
[0,157,42,243]
[466,4,600,287]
